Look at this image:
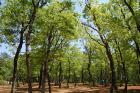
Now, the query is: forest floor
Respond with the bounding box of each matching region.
[0,83,140,93]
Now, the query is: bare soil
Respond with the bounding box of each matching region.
[0,83,140,93]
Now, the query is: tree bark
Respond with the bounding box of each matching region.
[115,39,127,93]
[67,59,71,87]
[84,45,94,86]
[41,34,52,93]
[47,68,51,93]
[25,31,32,93]
[25,1,39,92]
[41,52,49,93]
[115,49,122,84]
[134,40,140,81]
[81,66,84,85]
[104,42,120,93]
[74,71,77,87]
[55,65,59,86]
[59,61,62,88]
[87,47,92,86]
[100,68,103,85]
[11,30,24,93]
[39,64,43,89]
[104,42,119,93]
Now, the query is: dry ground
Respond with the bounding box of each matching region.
[0,83,140,93]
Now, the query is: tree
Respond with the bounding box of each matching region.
[31,1,79,92]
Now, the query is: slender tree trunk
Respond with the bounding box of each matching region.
[47,66,51,93]
[81,66,84,85]
[11,30,24,93]
[104,68,109,86]
[115,49,123,87]
[25,31,32,93]
[115,49,121,84]
[135,41,140,81]
[100,68,103,85]
[55,65,59,86]
[40,58,51,93]
[74,71,77,87]
[41,59,47,93]
[67,59,71,87]
[87,54,92,86]
[25,2,40,92]
[39,64,43,89]
[115,40,127,93]
[59,62,62,88]
[85,46,93,86]
[134,40,140,56]
[41,34,52,93]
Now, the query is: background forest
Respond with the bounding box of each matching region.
[0,0,140,93]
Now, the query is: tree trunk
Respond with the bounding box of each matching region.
[94,14,119,92]
[104,68,109,87]
[100,68,103,85]
[82,11,119,93]
[11,31,24,93]
[55,66,59,86]
[134,40,140,81]
[41,34,52,93]
[25,1,39,92]
[115,49,122,84]
[59,61,62,88]
[25,32,32,93]
[47,66,51,93]
[55,65,59,86]
[81,66,84,85]
[85,46,93,86]
[74,71,77,87]
[87,54,92,86]
[97,33,118,93]
[67,59,71,87]
[41,58,47,93]
[104,42,119,93]
[39,64,43,89]
[115,40,127,93]
[41,58,51,93]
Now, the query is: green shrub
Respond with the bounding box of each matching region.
[0,75,6,85]
[0,80,6,85]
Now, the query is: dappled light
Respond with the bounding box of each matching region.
[0,0,140,93]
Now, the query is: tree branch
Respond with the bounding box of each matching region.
[82,22,99,32]
[85,28,104,46]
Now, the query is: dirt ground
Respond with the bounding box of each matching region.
[0,83,140,93]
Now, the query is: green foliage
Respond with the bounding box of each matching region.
[0,0,140,87]
[0,0,31,44]
[0,53,12,84]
